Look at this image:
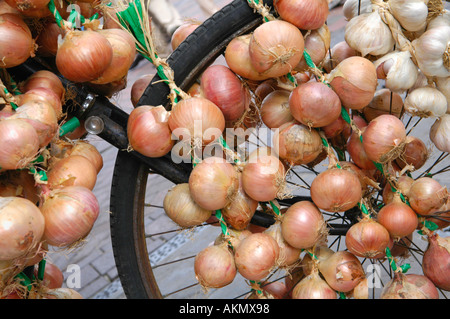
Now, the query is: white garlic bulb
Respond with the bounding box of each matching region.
[388,0,428,32]
[412,25,450,78]
[345,11,395,57]
[427,10,450,30]
[430,114,450,152]
[404,86,448,118]
[436,76,450,113]
[343,0,373,21]
[373,51,419,93]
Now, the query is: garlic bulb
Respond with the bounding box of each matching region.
[430,114,450,152]
[345,11,395,57]
[343,0,373,21]
[427,10,450,30]
[404,86,448,118]
[412,25,450,78]
[436,76,450,113]
[373,51,419,93]
[409,70,429,91]
[388,0,428,32]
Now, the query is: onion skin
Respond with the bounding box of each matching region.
[16,87,63,120]
[0,197,45,260]
[310,167,362,212]
[408,177,448,216]
[274,0,329,30]
[40,186,100,247]
[422,233,450,291]
[21,70,65,101]
[234,233,280,281]
[194,244,236,288]
[381,272,439,299]
[292,269,337,299]
[347,128,376,170]
[376,200,419,240]
[47,155,97,190]
[280,201,326,250]
[395,136,429,171]
[260,90,294,129]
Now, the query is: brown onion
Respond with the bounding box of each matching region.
[362,114,407,164]
[345,216,391,258]
[36,22,64,57]
[260,90,294,129]
[0,118,40,170]
[347,128,376,170]
[295,24,330,72]
[168,97,225,147]
[4,0,50,17]
[0,13,35,68]
[363,89,404,122]
[322,41,357,73]
[21,70,65,101]
[395,136,429,171]
[130,74,154,107]
[41,288,83,299]
[273,121,323,166]
[274,0,329,30]
[248,20,304,78]
[422,233,450,291]
[38,262,64,289]
[0,197,45,260]
[242,154,286,202]
[46,155,97,190]
[40,185,99,247]
[56,30,113,83]
[127,105,174,158]
[408,177,448,216]
[292,268,337,299]
[280,201,326,249]
[318,251,365,293]
[234,232,280,281]
[163,183,212,228]
[194,244,236,288]
[188,156,239,211]
[377,198,419,240]
[325,56,378,110]
[16,87,63,120]
[0,170,39,204]
[381,272,439,299]
[171,22,199,50]
[265,221,302,268]
[221,172,258,230]
[382,175,414,205]
[200,65,250,121]
[63,140,103,174]
[310,167,362,212]
[289,81,342,128]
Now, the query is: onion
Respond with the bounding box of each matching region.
[280,201,326,249]
[430,114,450,153]
[41,288,83,299]
[318,251,365,293]
[130,73,154,107]
[347,128,376,170]
[322,115,347,139]
[90,29,136,85]
[300,245,334,277]
[224,34,268,81]
[292,268,337,299]
[0,170,39,204]
[38,262,64,289]
[408,177,448,216]
[255,281,289,299]
[47,155,98,190]
[214,228,252,248]
[394,136,429,171]
[16,87,63,120]
[382,175,414,205]
[361,114,407,164]
[325,56,378,110]
[390,234,412,258]
[10,99,58,147]
[40,185,99,247]
[295,24,330,72]
[127,105,174,158]
[260,90,294,129]
[345,216,391,259]
[265,221,302,268]
[289,81,341,128]
[56,30,113,83]
[274,0,329,30]
[200,65,250,121]
[21,70,65,101]
[0,197,45,260]
[0,118,40,170]
[242,154,286,202]
[36,22,64,57]
[273,121,323,166]
[163,183,212,228]
[188,156,239,211]
[63,140,103,174]
[168,97,225,147]
[310,167,362,212]
[4,0,51,17]
[381,272,439,299]
[322,41,357,73]
[248,20,304,78]
[0,13,35,68]
[194,244,236,288]
[221,172,258,230]
[422,233,450,291]
[255,79,281,102]
[171,22,199,50]
[363,89,404,122]
[376,197,419,240]
[234,232,280,281]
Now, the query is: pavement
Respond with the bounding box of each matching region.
[47,0,450,300]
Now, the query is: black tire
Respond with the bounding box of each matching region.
[109,0,274,299]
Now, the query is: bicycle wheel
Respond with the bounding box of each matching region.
[110,0,450,299]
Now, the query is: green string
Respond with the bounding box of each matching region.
[48,0,65,29]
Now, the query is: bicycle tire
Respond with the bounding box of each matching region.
[110,0,273,299]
